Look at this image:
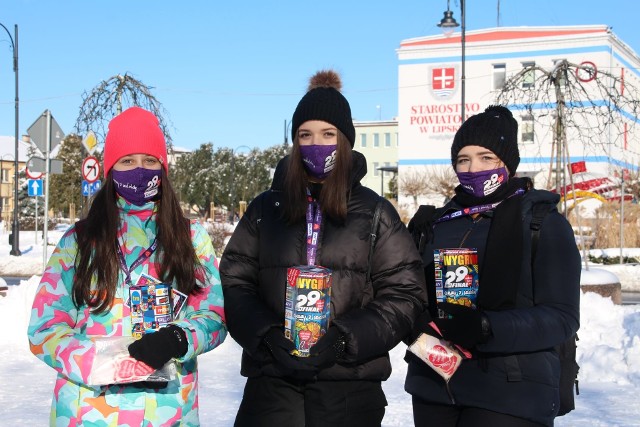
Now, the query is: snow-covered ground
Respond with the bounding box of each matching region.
[1,224,640,426]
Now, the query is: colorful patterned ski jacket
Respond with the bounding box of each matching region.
[28,197,226,426]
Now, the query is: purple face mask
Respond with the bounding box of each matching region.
[112,167,162,205]
[299,145,337,181]
[456,166,509,198]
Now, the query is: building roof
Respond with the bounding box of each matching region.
[0,136,30,162]
[400,25,610,49]
[398,24,640,68]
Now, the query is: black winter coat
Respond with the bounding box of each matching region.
[220,151,427,381]
[405,189,580,426]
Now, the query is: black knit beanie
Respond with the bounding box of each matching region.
[451,105,520,176]
[291,70,356,147]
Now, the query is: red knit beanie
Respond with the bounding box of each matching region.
[103,107,168,177]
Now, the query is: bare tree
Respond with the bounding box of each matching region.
[423,166,458,202]
[495,60,640,193]
[75,73,173,147]
[400,170,431,209]
[620,165,640,202]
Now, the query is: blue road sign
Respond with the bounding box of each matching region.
[27,179,43,196]
[82,179,102,196]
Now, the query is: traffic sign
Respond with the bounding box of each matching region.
[27,156,63,174]
[82,131,98,155]
[82,179,102,196]
[82,156,101,183]
[27,110,65,154]
[28,179,43,196]
[25,165,43,180]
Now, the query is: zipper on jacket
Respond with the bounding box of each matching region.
[458,216,484,248]
[446,215,485,404]
[445,381,456,404]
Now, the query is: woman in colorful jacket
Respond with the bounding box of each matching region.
[220,70,427,427]
[28,107,226,426]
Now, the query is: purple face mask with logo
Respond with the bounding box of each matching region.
[456,166,509,198]
[299,145,337,181]
[112,167,162,205]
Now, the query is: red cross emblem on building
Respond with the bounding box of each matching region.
[432,67,455,90]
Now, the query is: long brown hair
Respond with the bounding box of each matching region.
[283,131,353,224]
[72,168,203,313]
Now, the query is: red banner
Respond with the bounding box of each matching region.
[568,161,587,174]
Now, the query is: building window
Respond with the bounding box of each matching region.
[396,132,399,147]
[1,168,8,183]
[522,62,535,88]
[373,162,380,176]
[493,64,506,90]
[384,133,391,147]
[360,134,367,148]
[373,133,380,147]
[522,114,534,143]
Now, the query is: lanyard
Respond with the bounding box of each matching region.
[305,189,322,266]
[116,238,158,286]
[435,188,525,224]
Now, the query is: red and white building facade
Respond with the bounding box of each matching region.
[397,25,640,205]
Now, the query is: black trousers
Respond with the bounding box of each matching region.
[412,397,546,427]
[234,376,387,427]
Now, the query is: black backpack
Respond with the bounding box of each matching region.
[408,202,579,416]
[530,203,579,416]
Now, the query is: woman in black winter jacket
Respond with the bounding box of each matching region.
[405,106,581,427]
[220,69,427,427]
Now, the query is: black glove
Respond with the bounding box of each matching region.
[128,325,188,370]
[307,327,346,369]
[433,302,492,349]
[129,381,168,389]
[262,328,317,375]
[409,310,441,342]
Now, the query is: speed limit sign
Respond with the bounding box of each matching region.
[82,156,101,183]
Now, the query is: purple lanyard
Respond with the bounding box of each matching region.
[435,188,525,224]
[306,190,322,266]
[116,238,158,285]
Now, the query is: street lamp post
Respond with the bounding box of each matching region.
[0,23,20,256]
[437,0,465,123]
[377,166,398,199]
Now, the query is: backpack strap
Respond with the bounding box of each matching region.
[529,202,550,267]
[366,198,384,285]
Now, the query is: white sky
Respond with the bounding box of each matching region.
[1,227,640,425]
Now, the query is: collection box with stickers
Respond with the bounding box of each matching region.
[284,265,332,357]
[433,248,479,318]
[88,273,188,385]
[130,282,172,338]
[129,273,188,338]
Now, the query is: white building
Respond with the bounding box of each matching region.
[354,120,398,196]
[397,25,640,205]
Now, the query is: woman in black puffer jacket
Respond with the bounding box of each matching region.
[220,70,427,427]
[405,106,581,427]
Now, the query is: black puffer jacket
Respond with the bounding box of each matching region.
[220,151,427,380]
[405,189,580,426]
